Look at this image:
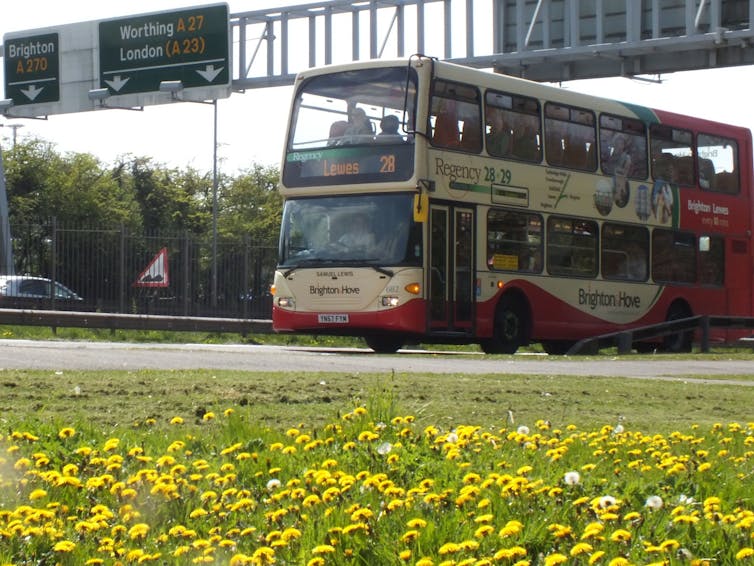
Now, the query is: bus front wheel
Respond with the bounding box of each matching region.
[365,335,404,354]
[481,296,528,355]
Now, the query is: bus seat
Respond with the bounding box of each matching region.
[563,142,588,170]
[675,156,694,185]
[715,171,738,193]
[432,111,459,148]
[459,119,482,152]
[652,153,673,180]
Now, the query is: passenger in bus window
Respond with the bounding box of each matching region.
[486,109,512,156]
[338,214,376,251]
[328,120,349,146]
[378,115,400,136]
[625,243,648,280]
[343,108,374,141]
[604,134,632,176]
[512,115,540,161]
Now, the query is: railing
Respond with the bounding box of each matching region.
[6,223,278,320]
[567,315,754,355]
[0,308,272,335]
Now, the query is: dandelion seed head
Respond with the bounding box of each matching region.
[376,442,392,455]
[564,471,581,486]
[645,495,664,510]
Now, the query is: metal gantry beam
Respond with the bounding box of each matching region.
[0,1,753,90]
[229,0,754,88]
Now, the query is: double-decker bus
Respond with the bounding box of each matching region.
[272,55,753,354]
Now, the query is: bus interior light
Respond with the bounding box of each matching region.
[405,283,421,295]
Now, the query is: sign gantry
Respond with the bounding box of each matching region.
[98,4,229,97]
[1,3,231,119]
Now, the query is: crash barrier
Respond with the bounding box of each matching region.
[0,308,272,335]
[567,315,754,355]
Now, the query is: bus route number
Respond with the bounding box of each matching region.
[380,154,396,173]
[484,166,512,185]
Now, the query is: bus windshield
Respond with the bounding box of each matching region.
[282,66,417,187]
[279,193,422,268]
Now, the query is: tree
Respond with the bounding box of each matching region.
[220,163,282,246]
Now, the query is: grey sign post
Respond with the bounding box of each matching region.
[98,4,230,98]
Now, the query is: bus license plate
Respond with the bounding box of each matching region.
[318,314,349,324]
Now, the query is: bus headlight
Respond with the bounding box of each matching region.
[277,297,295,309]
[381,296,400,307]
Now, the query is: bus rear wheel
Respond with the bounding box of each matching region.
[662,302,693,353]
[481,296,528,355]
[365,335,404,354]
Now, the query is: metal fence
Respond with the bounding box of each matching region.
[5,222,278,319]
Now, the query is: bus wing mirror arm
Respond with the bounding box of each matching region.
[414,180,434,223]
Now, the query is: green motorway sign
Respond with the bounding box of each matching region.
[98,3,230,96]
[3,32,60,105]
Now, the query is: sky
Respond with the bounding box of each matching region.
[1,1,752,175]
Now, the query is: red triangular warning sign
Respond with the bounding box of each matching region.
[133,247,169,288]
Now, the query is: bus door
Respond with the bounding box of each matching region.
[428,204,475,333]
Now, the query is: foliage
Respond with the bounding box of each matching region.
[4,140,141,230]
[2,138,282,244]
[1,392,753,565]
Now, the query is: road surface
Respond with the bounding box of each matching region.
[0,339,752,383]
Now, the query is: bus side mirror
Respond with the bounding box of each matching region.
[413,193,429,223]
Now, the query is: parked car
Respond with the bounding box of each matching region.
[0,276,83,303]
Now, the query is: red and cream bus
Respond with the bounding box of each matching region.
[271,55,752,354]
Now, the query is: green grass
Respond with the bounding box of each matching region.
[2,367,753,433]
[2,368,754,565]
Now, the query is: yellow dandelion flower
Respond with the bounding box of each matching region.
[252,546,276,564]
[202,412,216,421]
[608,559,631,566]
[53,540,76,553]
[499,519,524,538]
[401,530,420,544]
[659,539,680,551]
[29,488,47,501]
[544,553,568,566]
[737,548,754,560]
[407,518,427,529]
[439,542,461,555]
[610,529,632,542]
[494,547,528,560]
[570,542,594,557]
[312,544,336,555]
[306,559,326,566]
[475,524,495,538]
[128,523,150,540]
[399,549,412,561]
[58,427,76,439]
[589,551,606,564]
